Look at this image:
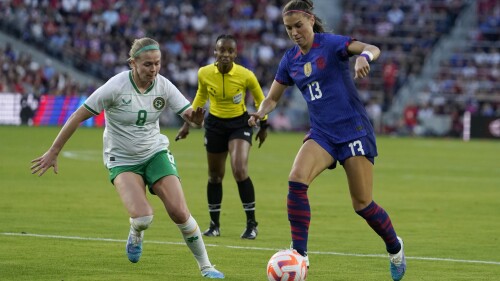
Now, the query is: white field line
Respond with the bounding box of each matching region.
[2,232,500,266]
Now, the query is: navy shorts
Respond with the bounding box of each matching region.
[304,130,378,169]
[204,112,253,153]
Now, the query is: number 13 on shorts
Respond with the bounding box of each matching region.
[348,140,365,156]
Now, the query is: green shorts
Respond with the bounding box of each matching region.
[108,150,179,195]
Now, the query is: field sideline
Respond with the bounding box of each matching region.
[1,126,499,280]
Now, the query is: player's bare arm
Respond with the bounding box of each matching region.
[248,81,288,126]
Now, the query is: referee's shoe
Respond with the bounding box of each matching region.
[203,221,220,237]
[240,220,258,239]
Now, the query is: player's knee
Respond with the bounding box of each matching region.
[288,170,309,184]
[208,175,223,183]
[232,169,248,181]
[169,209,190,224]
[352,199,373,213]
[130,215,153,231]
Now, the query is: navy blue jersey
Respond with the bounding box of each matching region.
[275,33,374,143]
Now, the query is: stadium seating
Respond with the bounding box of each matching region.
[1,0,496,134]
[413,0,499,136]
[338,0,468,112]
[0,0,293,100]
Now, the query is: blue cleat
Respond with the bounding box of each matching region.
[389,237,406,281]
[126,230,144,263]
[201,265,225,279]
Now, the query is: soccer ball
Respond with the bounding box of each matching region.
[267,249,308,281]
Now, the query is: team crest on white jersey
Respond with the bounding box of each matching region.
[153,97,166,110]
[304,62,312,77]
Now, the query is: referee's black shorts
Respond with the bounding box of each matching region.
[204,112,253,153]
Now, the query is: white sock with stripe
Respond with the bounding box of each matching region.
[177,215,212,269]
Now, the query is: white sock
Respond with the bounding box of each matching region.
[129,215,153,238]
[177,215,212,269]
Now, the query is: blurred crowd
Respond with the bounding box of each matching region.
[400,0,500,137]
[0,0,291,100]
[1,0,498,135]
[338,0,467,112]
[0,43,97,96]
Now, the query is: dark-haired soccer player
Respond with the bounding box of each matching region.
[248,0,406,280]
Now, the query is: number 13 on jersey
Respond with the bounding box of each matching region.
[307,81,323,101]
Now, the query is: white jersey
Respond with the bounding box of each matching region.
[84,71,191,168]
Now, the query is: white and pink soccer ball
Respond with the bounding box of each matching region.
[267,249,308,281]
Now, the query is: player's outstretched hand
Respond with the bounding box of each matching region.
[248,112,263,127]
[31,151,58,177]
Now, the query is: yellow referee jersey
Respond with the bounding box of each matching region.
[192,63,267,120]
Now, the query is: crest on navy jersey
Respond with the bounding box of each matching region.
[304,62,312,77]
[153,97,166,110]
[316,57,326,70]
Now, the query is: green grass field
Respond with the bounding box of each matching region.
[1,126,499,280]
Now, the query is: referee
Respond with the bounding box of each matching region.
[176,34,268,239]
